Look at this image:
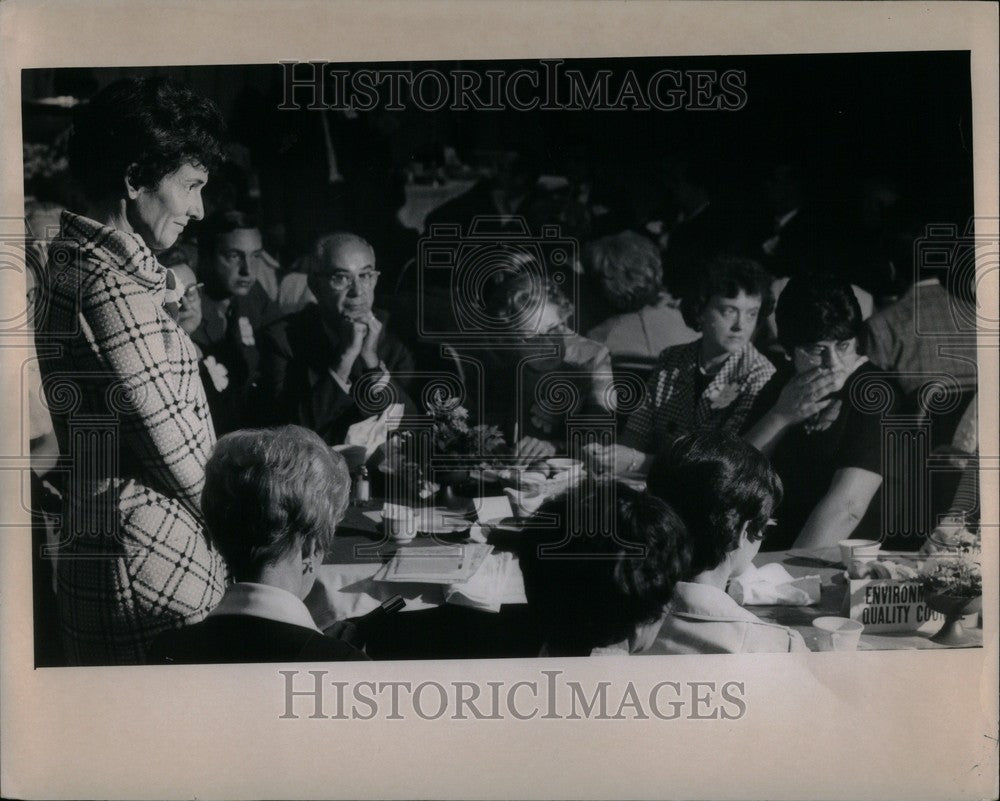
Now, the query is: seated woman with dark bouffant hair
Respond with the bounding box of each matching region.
[742,274,891,551]
[518,481,690,656]
[644,431,806,654]
[149,425,367,663]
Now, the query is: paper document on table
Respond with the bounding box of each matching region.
[473,495,513,523]
[728,562,821,606]
[445,552,514,613]
[344,403,406,459]
[375,544,493,584]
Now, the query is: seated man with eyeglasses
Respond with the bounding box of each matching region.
[187,211,281,434]
[259,232,415,445]
[644,431,807,654]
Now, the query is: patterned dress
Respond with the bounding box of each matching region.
[620,339,775,454]
[40,212,226,665]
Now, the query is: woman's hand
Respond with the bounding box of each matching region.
[515,436,557,464]
[772,367,844,426]
[582,443,645,475]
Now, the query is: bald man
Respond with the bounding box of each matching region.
[259,233,415,445]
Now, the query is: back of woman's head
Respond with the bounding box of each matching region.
[584,231,663,313]
[647,432,782,576]
[69,76,225,201]
[518,480,690,655]
[201,425,349,581]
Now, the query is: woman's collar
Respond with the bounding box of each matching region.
[60,210,166,292]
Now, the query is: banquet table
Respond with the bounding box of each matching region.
[308,502,983,658]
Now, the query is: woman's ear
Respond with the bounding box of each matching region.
[310,538,324,562]
[737,520,752,547]
[124,165,142,200]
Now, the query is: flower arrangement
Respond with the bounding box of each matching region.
[920,557,982,598]
[427,390,506,460]
[381,392,508,506]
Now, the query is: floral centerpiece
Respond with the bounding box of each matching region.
[427,390,506,466]
[920,557,982,598]
[382,392,507,507]
[919,555,982,645]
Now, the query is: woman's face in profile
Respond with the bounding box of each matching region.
[128,163,208,252]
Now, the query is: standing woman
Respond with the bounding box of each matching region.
[41,77,228,665]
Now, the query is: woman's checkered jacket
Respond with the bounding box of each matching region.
[40,211,227,665]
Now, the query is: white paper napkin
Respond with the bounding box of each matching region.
[344,402,405,459]
[728,562,821,606]
[445,552,515,613]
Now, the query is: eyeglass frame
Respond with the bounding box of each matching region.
[747,517,778,543]
[322,269,381,292]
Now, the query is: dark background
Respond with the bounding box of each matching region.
[22,51,974,229]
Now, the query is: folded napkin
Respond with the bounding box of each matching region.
[344,403,405,460]
[445,551,515,613]
[727,562,821,606]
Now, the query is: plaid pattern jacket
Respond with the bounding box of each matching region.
[41,212,226,665]
[620,339,775,454]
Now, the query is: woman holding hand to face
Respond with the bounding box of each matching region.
[742,275,891,551]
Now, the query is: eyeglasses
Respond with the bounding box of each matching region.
[325,270,380,291]
[748,518,778,543]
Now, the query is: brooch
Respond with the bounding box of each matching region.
[706,381,741,410]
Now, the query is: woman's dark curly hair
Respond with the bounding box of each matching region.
[69,77,225,201]
[679,254,774,331]
[647,432,783,578]
[775,273,863,353]
[519,480,690,655]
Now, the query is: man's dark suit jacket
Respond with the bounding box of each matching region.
[190,283,280,435]
[148,615,368,664]
[259,304,416,445]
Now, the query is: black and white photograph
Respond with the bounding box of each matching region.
[1,2,997,799]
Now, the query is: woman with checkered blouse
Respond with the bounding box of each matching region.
[39,78,228,665]
[584,256,776,476]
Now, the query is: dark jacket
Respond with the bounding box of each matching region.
[149,615,368,664]
[259,304,416,445]
[190,283,280,435]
